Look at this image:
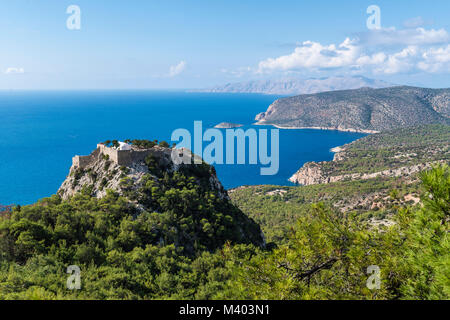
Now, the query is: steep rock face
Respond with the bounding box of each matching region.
[431,92,450,115]
[288,162,327,185]
[58,145,228,202]
[57,143,265,254]
[255,86,450,132]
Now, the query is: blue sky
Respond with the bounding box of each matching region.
[0,0,449,89]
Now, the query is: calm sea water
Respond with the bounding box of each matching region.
[0,91,366,205]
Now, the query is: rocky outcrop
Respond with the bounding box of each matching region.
[57,142,266,253]
[255,86,450,132]
[214,122,244,129]
[288,162,327,185]
[58,144,229,202]
[289,161,444,185]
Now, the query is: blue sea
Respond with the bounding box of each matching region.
[0,91,366,205]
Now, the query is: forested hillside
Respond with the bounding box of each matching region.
[225,165,449,299]
[230,177,420,244]
[289,124,449,185]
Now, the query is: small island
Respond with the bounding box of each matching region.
[214,122,244,129]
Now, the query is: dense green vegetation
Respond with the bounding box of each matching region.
[221,166,449,299]
[230,176,421,244]
[0,191,259,299]
[0,156,263,299]
[320,124,449,176]
[0,164,448,300]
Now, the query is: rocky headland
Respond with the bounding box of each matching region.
[255,86,450,133]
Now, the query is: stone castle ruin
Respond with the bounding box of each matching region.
[73,142,166,169]
[60,141,226,202]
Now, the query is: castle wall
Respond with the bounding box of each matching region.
[117,150,133,166]
[73,155,93,169]
[72,144,168,169]
[97,144,119,163]
[97,144,158,166]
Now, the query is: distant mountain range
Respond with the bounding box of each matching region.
[255,86,450,133]
[198,76,393,95]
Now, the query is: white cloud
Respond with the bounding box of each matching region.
[375,46,419,74]
[356,52,387,66]
[258,38,360,73]
[255,26,450,76]
[168,61,186,77]
[4,67,25,74]
[417,45,450,72]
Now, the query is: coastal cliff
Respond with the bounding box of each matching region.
[289,125,450,185]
